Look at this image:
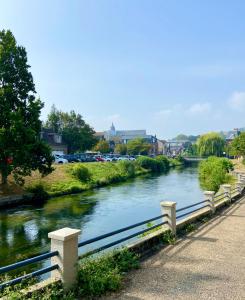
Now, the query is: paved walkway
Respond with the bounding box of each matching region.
[105,197,245,300]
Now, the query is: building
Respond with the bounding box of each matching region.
[41,129,68,154]
[104,123,156,143]
[157,140,168,155]
[96,124,159,154]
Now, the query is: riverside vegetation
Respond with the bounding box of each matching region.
[198,156,234,192]
[25,156,184,200]
[0,249,139,299]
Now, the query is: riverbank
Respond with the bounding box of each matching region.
[0,164,201,268]
[0,156,185,203]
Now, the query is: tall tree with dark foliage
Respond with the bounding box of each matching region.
[0,30,53,184]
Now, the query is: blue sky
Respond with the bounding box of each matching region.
[1,0,245,139]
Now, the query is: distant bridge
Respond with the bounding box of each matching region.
[183,157,206,162]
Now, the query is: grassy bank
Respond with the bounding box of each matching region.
[0,156,185,200]
[25,161,149,199]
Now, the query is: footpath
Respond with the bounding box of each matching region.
[105,197,245,300]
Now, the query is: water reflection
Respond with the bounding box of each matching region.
[0,193,98,266]
[0,164,202,268]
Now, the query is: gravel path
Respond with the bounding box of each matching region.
[103,197,245,300]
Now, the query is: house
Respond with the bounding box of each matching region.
[40,129,68,154]
[157,140,168,155]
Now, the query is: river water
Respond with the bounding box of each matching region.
[0,163,203,269]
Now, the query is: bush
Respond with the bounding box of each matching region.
[71,164,91,182]
[118,160,135,177]
[198,156,234,192]
[155,155,170,171]
[27,182,49,202]
[77,249,139,297]
[136,156,161,172]
[0,279,75,299]
[169,156,185,167]
[136,156,171,172]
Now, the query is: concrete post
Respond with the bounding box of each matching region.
[236,181,243,194]
[48,227,81,289]
[221,184,232,203]
[204,191,215,214]
[160,201,176,235]
[237,172,245,183]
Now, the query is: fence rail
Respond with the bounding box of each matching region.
[176,204,210,220]
[0,175,244,293]
[0,251,58,275]
[78,213,168,247]
[0,265,59,291]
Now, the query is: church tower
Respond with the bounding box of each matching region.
[110,123,115,132]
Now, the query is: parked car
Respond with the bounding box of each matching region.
[128,156,136,161]
[117,156,129,161]
[95,156,105,162]
[62,154,80,163]
[85,155,97,162]
[74,154,86,162]
[54,155,68,164]
[103,156,113,162]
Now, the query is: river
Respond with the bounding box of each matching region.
[0,163,202,270]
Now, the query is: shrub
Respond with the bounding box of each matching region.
[155,155,170,171]
[27,182,49,201]
[118,160,135,177]
[71,164,91,182]
[0,279,75,299]
[198,156,234,192]
[169,156,185,167]
[136,156,162,172]
[136,155,172,172]
[77,249,139,297]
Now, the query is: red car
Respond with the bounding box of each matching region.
[95,156,105,162]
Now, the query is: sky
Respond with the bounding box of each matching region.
[1,0,245,139]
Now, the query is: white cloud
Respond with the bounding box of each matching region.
[228,91,245,111]
[187,102,211,114]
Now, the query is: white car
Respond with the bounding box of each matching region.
[117,156,129,161]
[104,156,113,162]
[128,157,136,161]
[54,155,68,164]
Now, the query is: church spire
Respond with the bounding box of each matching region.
[110,122,115,132]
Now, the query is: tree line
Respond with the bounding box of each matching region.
[184,131,245,159]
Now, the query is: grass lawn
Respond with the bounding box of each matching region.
[0,161,149,198]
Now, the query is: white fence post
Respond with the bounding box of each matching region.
[204,191,215,213]
[160,201,176,235]
[221,184,232,203]
[236,181,243,194]
[48,227,81,289]
[237,172,245,183]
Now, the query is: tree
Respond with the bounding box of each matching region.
[127,138,151,155]
[45,106,96,153]
[196,132,225,157]
[115,144,127,155]
[0,30,53,184]
[184,143,198,156]
[93,140,110,153]
[231,132,245,157]
[174,134,188,141]
[173,134,199,142]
